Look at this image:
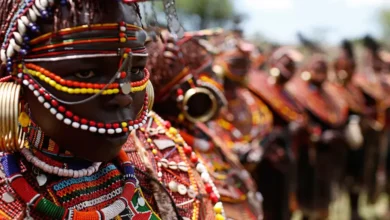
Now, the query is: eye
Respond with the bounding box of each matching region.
[130,68,142,75]
[74,70,96,79]
[130,68,145,81]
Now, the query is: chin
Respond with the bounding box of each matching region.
[70,132,130,162]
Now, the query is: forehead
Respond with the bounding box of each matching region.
[38,2,142,33]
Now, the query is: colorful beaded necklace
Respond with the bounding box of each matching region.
[1,150,161,220]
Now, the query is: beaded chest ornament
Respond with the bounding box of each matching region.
[1,150,161,220]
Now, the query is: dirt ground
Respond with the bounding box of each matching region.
[292,193,389,220]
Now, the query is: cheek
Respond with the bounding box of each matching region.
[132,90,147,114]
[23,87,63,134]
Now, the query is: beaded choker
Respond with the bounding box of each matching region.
[0,150,161,220]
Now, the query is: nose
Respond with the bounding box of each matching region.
[103,94,133,109]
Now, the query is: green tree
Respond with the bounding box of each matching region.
[175,0,235,30]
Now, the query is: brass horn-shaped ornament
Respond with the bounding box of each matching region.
[181,87,218,123]
[146,80,155,112]
[0,82,26,152]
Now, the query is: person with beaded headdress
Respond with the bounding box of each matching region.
[146,29,264,220]
[286,34,349,219]
[325,39,367,219]
[352,35,388,207]
[0,0,221,219]
[210,33,273,160]
[245,46,308,220]
[199,32,275,219]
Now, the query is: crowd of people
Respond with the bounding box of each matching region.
[1,0,390,220]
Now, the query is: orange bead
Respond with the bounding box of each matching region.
[54,75,61,82]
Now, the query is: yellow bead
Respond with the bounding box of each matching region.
[169,127,177,135]
[80,88,87,94]
[102,90,107,95]
[18,112,30,128]
[121,122,128,127]
[123,54,128,59]
[215,214,224,220]
[147,138,152,143]
[178,114,185,122]
[44,77,50,83]
[68,88,74,94]
[112,88,119,94]
[120,37,127,43]
[74,88,80,94]
[18,64,22,68]
[39,75,45,81]
[35,72,41,77]
[55,84,62,90]
[152,149,158,155]
[87,88,94,94]
[106,89,113,95]
[49,80,56,87]
[61,86,69,93]
[213,205,222,214]
[93,89,100,93]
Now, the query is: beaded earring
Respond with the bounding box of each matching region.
[0,82,27,152]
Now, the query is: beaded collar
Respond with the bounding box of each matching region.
[219,88,273,143]
[0,150,161,220]
[248,72,306,123]
[179,122,262,220]
[135,112,225,220]
[287,78,349,127]
[325,81,366,115]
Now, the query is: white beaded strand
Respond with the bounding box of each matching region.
[21,148,102,178]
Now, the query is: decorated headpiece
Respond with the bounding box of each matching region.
[0,0,182,151]
[147,30,226,123]
[212,33,253,83]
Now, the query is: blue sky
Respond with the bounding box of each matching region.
[237,0,390,44]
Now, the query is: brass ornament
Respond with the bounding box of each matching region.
[0,82,25,152]
[146,80,155,112]
[182,87,218,123]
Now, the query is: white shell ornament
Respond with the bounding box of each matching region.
[13,32,23,44]
[17,19,26,35]
[120,82,131,95]
[1,192,15,203]
[28,9,37,22]
[36,174,47,186]
[21,16,30,26]
[154,139,175,150]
